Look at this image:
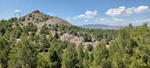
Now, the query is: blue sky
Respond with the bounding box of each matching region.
[0,0,150,26]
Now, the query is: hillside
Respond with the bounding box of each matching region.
[0,10,149,68]
[20,10,72,27]
[1,10,118,50]
[14,10,116,48]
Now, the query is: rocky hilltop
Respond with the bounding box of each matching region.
[20,10,72,27]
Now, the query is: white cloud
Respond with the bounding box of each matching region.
[73,14,85,19]
[105,6,133,16]
[85,11,97,18]
[95,18,110,23]
[73,11,98,19]
[106,6,150,16]
[66,17,71,21]
[84,20,88,22]
[112,17,127,23]
[14,10,22,13]
[133,6,150,13]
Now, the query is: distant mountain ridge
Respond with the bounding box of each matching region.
[80,24,124,29]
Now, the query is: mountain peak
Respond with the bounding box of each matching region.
[32,10,41,13]
[20,10,72,27]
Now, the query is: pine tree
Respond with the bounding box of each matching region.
[0,37,10,68]
[39,34,50,49]
[48,47,61,68]
[76,44,84,68]
[84,48,89,60]
[8,36,38,68]
[87,44,93,51]
[54,32,59,39]
[37,52,50,68]
[61,44,77,68]
[92,42,109,67]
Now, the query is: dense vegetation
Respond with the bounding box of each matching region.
[0,18,150,68]
[54,24,118,43]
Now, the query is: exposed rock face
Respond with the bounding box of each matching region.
[59,33,99,49]
[60,33,83,43]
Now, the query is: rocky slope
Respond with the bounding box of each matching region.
[17,10,108,49]
[20,10,72,27]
